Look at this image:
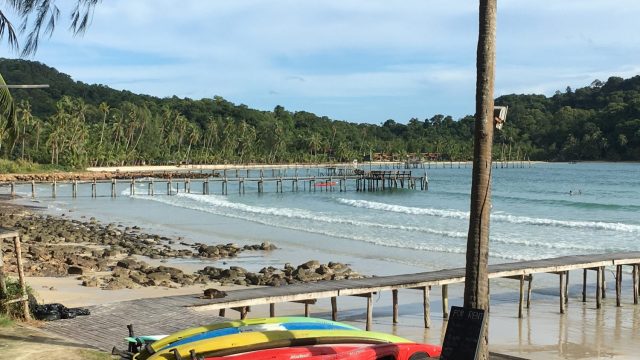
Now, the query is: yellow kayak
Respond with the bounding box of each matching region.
[137,317,356,359]
[146,329,411,360]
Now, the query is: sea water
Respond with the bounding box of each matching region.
[8,162,639,278]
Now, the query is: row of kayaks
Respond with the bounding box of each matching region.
[115,316,442,360]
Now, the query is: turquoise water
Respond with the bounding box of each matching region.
[7,162,640,277]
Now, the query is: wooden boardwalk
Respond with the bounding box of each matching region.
[187,252,640,329]
[41,252,640,353]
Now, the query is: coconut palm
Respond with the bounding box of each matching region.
[464,1,497,359]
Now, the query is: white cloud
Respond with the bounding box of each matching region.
[4,0,638,123]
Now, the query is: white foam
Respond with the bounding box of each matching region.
[337,198,640,233]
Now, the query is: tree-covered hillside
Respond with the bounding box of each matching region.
[0,58,639,168]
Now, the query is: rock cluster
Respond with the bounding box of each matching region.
[198,260,362,287]
[79,258,209,290]
[0,212,272,279]
[0,205,363,290]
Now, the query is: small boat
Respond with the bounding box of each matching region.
[145,329,411,360]
[204,343,442,360]
[135,317,357,359]
[315,181,337,187]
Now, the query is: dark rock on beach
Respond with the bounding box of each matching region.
[198,260,362,287]
[0,201,364,290]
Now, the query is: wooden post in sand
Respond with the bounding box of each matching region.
[559,272,566,314]
[527,275,533,308]
[13,235,29,320]
[583,269,588,302]
[392,289,399,323]
[269,303,275,317]
[331,297,338,321]
[442,285,449,320]
[111,179,117,198]
[423,286,431,328]
[0,238,6,312]
[596,267,602,309]
[616,265,622,307]
[633,265,639,305]
[601,266,607,299]
[518,275,525,318]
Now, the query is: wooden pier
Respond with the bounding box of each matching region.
[1,170,428,198]
[187,252,640,330]
[38,252,640,353]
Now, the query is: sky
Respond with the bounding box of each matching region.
[2,0,640,124]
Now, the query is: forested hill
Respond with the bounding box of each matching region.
[0,58,639,168]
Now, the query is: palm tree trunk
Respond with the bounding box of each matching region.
[464,1,497,359]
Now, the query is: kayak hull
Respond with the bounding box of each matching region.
[204,343,442,360]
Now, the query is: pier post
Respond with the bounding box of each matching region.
[52,180,56,198]
[596,267,602,309]
[111,179,117,198]
[167,180,171,195]
[565,271,569,304]
[518,275,525,318]
[331,297,338,321]
[72,180,78,198]
[634,265,639,305]
[186,178,191,193]
[423,286,431,328]
[148,181,153,196]
[442,285,449,320]
[616,265,622,307]
[92,179,97,198]
[366,293,373,331]
[10,182,15,198]
[583,269,587,302]
[130,179,135,196]
[392,289,399,324]
[559,272,566,314]
[527,275,533,308]
[601,266,606,299]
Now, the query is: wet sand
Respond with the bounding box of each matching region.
[25,273,640,360]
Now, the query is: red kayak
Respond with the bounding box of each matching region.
[204,342,442,360]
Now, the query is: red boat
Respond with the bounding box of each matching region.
[204,342,442,360]
[315,181,337,187]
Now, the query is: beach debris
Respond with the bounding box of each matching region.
[30,302,91,321]
[202,288,227,299]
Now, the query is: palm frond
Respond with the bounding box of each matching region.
[0,10,19,52]
[69,0,100,36]
[0,72,17,148]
